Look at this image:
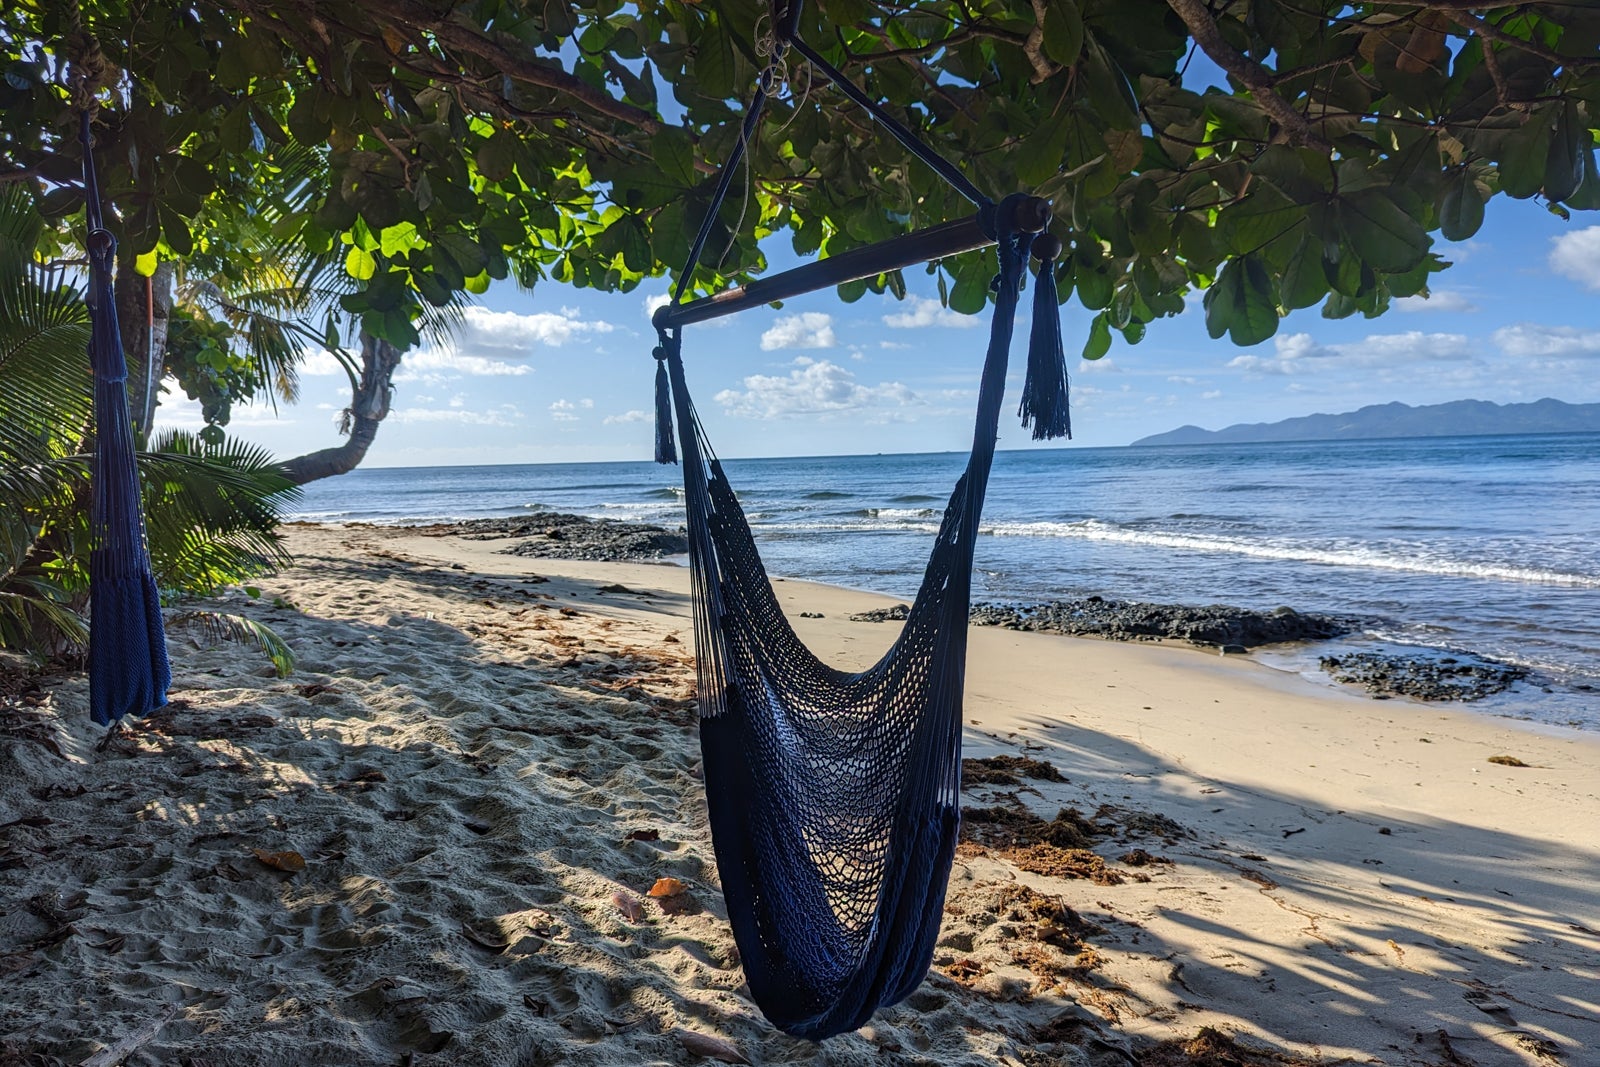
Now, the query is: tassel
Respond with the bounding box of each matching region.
[1018,233,1071,441]
[654,343,678,465]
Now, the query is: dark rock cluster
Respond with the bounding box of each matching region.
[1319,651,1529,702]
[415,514,688,562]
[967,598,1359,648]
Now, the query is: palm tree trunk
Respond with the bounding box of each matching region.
[279,330,402,485]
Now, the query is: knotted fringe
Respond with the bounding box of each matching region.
[654,343,678,465]
[1018,234,1071,441]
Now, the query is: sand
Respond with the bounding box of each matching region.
[2,522,1596,1067]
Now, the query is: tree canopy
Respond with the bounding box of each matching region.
[2,0,1597,372]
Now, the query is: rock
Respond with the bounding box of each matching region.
[412,514,688,562]
[1220,644,1248,655]
[1319,650,1528,702]
[849,603,911,623]
[964,597,1361,649]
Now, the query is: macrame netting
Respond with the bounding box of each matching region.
[658,226,1031,1038]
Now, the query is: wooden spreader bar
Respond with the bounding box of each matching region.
[652,196,1051,332]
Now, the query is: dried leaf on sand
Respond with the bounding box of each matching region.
[611,891,645,922]
[251,849,305,872]
[673,1030,748,1064]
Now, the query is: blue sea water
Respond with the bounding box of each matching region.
[289,433,1600,730]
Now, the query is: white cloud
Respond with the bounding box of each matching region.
[714,358,917,419]
[458,306,614,352]
[1394,289,1478,313]
[643,292,672,320]
[394,347,533,383]
[1201,390,1223,399]
[603,409,651,425]
[1228,331,1472,375]
[1167,375,1199,386]
[392,307,616,384]
[580,398,594,409]
[1492,323,1600,359]
[1550,227,1600,292]
[298,349,345,376]
[391,405,521,427]
[882,295,980,329]
[550,399,581,422]
[761,312,836,351]
[879,340,911,350]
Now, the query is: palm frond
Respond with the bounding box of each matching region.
[165,609,294,677]
[0,582,88,658]
[139,431,301,593]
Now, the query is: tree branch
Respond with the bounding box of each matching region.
[1164,0,1331,151]
[1447,8,1600,72]
[1023,0,1058,84]
[378,0,664,134]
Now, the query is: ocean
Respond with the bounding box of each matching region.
[288,433,1600,730]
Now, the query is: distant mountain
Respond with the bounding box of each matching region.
[1132,399,1600,447]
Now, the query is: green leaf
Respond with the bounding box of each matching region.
[476,134,516,183]
[1279,235,1328,310]
[948,263,990,315]
[651,129,696,186]
[287,90,331,144]
[1338,190,1429,273]
[1015,120,1072,186]
[620,217,652,273]
[1437,170,1485,241]
[1082,313,1111,360]
[1041,2,1085,67]
[837,277,869,303]
[1497,115,1553,199]
[1567,148,1600,211]
[1217,186,1305,256]
[159,204,194,257]
[1107,283,1133,330]
[1544,101,1589,204]
[543,0,578,38]
[345,245,377,281]
[1073,245,1114,310]
[693,33,736,99]
[1204,257,1278,346]
[1323,248,1364,298]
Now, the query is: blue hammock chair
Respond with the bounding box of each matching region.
[650,7,1069,1040]
[79,109,171,726]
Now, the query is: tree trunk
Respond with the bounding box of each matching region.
[279,331,403,486]
[115,260,174,439]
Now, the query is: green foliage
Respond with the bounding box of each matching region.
[0,186,299,667]
[165,308,260,435]
[1,0,1595,365]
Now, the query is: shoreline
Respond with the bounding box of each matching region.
[3,522,1597,1065]
[338,514,1583,722]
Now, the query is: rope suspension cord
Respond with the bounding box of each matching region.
[782,33,992,211]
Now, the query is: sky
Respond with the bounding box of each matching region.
[154,196,1600,468]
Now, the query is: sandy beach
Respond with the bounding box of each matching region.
[3,522,1597,1066]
